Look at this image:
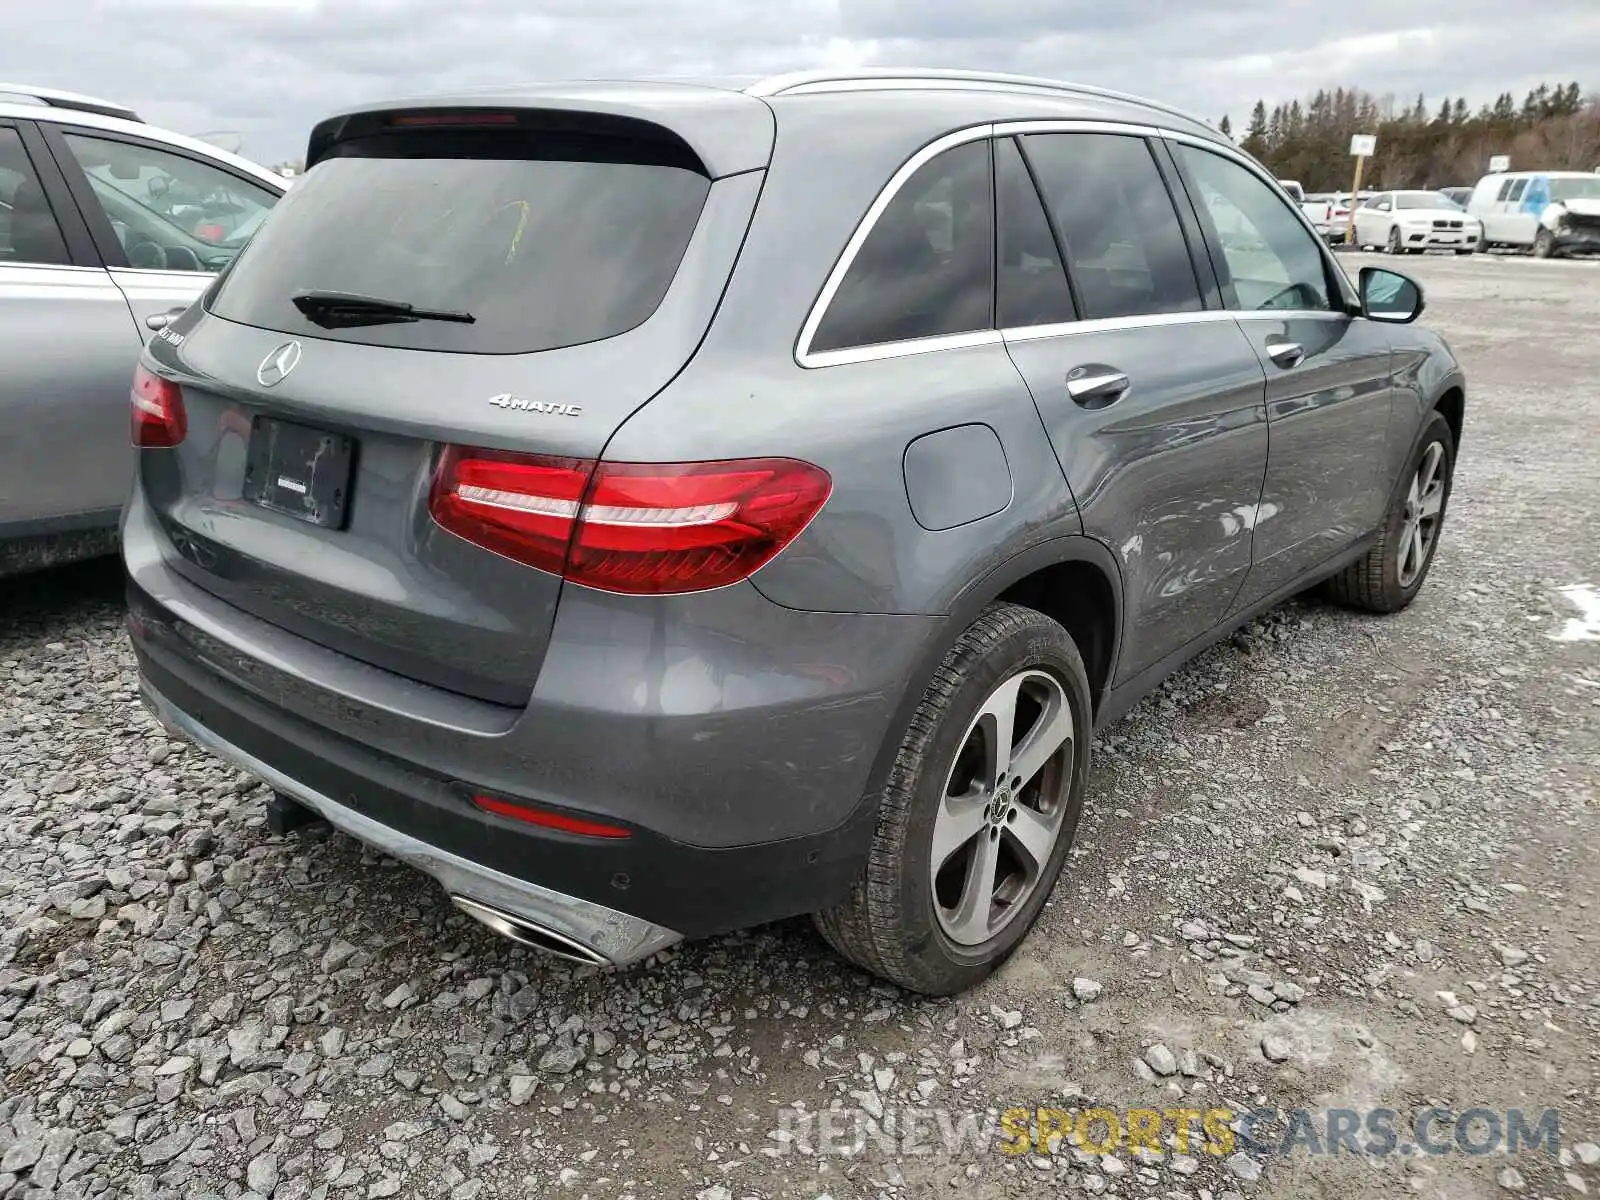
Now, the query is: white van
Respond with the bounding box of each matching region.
[1466,170,1600,257]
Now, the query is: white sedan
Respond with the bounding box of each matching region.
[1353,191,1481,255]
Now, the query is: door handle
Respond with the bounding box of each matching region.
[1266,339,1305,369]
[1066,367,1130,408]
[145,305,189,332]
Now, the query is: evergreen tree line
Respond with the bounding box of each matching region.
[1216,83,1600,192]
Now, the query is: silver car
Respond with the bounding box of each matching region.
[0,83,286,576]
[126,70,1465,995]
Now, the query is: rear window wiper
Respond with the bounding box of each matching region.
[290,290,475,329]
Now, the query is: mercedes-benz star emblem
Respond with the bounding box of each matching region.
[256,341,303,387]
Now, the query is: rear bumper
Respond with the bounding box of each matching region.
[140,677,679,967]
[123,489,940,944]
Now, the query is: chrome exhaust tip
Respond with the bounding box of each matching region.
[450,895,609,967]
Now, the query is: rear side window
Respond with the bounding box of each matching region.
[1495,179,1514,201]
[0,127,70,266]
[810,140,994,355]
[1507,179,1528,202]
[1020,133,1203,321]
[209,129,711,354]
[995,137,1075,329]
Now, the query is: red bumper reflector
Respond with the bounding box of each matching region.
[470,793,632,839]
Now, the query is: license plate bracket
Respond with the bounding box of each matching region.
[242,417,355,529]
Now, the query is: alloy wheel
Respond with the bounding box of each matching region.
[1398,442,1447,588]
[930,669,1074,947]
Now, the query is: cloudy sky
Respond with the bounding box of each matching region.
[6,0,1599,164]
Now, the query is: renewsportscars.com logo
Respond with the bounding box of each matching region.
[768,1103,1564,1160]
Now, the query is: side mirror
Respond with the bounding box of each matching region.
[1359,266,1425,324]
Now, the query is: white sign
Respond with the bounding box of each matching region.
[1488,154,1511,173]
[1349,134,1377,157]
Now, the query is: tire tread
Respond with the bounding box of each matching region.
[815,603,1083,993]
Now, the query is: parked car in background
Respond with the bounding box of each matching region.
[1353,190,1480,255]
[1440,186,1473,208]
[1280,178,1334,239]
[1467,169,1600,257]
[127,69,1465,995]
[0,83,286,577]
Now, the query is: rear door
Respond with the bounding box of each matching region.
[0,119,141,534]
[996,128,1270,682]
[41,124,283,331]
[1167,137,1396,609]
[136,107,767,705]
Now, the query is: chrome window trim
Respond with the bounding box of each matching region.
[796,118,1187,368]
[793,116,1362,368]
[1234,309,1350,323]
[0,261,105,277]
[1001,310,1236,343]
[795,123,994,368]
[804,329,1005,369]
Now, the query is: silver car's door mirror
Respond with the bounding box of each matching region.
[1359,266,1425,324]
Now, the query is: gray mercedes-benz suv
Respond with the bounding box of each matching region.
[124,69,1465,995]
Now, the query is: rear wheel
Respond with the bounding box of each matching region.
[1326,412,1455,614]
[815,604,1091,995]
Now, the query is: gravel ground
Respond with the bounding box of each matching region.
[2,252,1598,1200]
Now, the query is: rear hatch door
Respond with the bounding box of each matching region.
[139,96,771,706]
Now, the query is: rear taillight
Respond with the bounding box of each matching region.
[429,448,831,595]
[130,363,186,448]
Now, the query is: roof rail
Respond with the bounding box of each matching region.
[0,83,142,123]
[744,68,1213,131]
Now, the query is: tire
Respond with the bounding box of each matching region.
[1385,226,1402,255]
[1326,411,1455,614]
[1454,248,1474,256]
[814,603,1092,995]
[1533,228,1556,259]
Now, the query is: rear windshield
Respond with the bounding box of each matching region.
[208,130,711,354]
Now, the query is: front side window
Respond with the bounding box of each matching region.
[1020,132,1203,321]
[1550,176,1600,202]
[0,127,70,266]
[59,132,279,273]
[1176,144,1333,313]
[810,139,994,354]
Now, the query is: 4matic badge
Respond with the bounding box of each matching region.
[487,393,583,417]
